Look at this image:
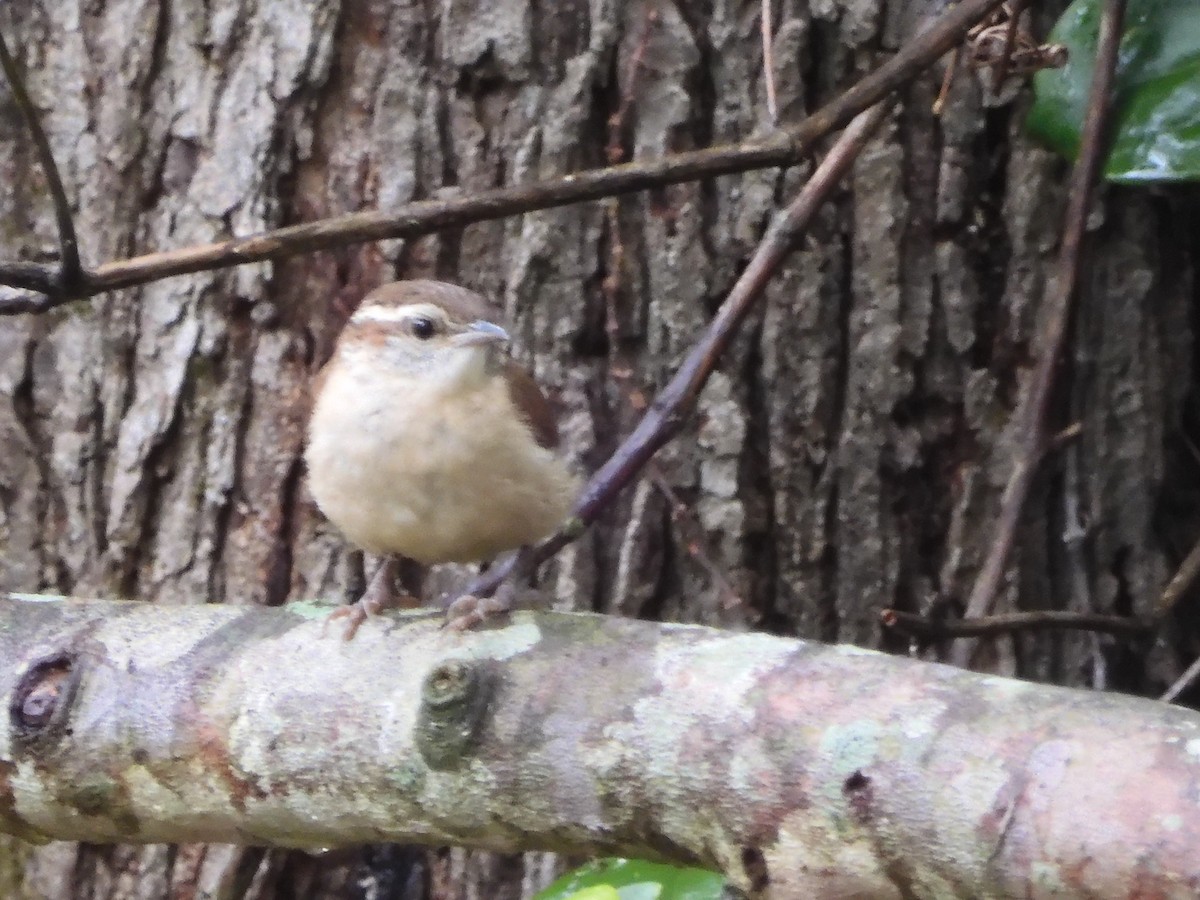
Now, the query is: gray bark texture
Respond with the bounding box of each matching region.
[0,0,1196,897]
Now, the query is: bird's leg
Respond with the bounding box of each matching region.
[443,546,539,631]
[325,556,416,640]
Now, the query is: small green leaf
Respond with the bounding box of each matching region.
[1027,0,1200,182]
[560,888,622,900]
[534,859,726,900]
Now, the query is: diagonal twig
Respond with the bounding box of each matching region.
[0,0,1011,315]
[1155,533,1200,618]
[0,24,84,298]
[952,0,1128,668]
[1161,654,1200,704]
[932,45,961,116]
[461,101,896,603]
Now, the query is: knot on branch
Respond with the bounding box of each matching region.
[415,660,495,770]
[9,653,77,752]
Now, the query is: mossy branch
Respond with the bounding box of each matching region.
[2,596,1198,898]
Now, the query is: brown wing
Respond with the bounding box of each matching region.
[504,360,560,450]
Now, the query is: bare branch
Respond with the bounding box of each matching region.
[761,0,778,123]
[882,607,1152,640]
[0,260,61,299]
[3,594,1200,898]
[1162,653,1200,704]
[954,0,1127,668]
[932,45,960,115]
[0,0,1011,314]
[1156,533,1200,618]
[0,25,84,296]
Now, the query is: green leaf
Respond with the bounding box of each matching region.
[558,888,623,900]
[534,859,726,900]
[1027,0,1200,182]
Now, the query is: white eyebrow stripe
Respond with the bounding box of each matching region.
[351,302,445,325]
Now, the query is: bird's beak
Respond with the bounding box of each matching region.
[452,320,510,348]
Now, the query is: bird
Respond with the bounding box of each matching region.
[305,279,578,637]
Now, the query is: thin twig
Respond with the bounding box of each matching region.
[1046,420,1083,453]
[0,0,1011,314]
[761,0,778,123]
[1156,534,1200,618]
[932,46,961,116]
[648,464,745,610]
[1161,654,1200,704]
[1158,435,1200,618]
[991,0,1025,96]
[606,7,658,167]
[953,0,1127,668]
[0,25,83,295]
[461,101,896,603]
[601,3,656,322]
[883,608,1152,640]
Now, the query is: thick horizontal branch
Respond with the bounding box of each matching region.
[0,0,1010,312]
[2,596,1199,898]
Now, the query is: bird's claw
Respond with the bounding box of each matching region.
[443,589,515,631]
[322,557,423,641]
[321,595,382,641]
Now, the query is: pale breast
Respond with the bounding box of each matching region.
[306,364,577,563]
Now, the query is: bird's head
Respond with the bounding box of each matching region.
[338,280,511,389]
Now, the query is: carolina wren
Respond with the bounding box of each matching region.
[306,280,577,635]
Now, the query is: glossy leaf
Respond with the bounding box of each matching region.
[1027,0,1200,182]
[534,859,726,900]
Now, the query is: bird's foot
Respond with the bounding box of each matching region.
[443,581,553,631]
[322,595,380,641]
[441,546,554,631]
[324,558,416,641]
[443,582,519,632]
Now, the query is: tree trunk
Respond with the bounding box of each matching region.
[0,0,1195,897]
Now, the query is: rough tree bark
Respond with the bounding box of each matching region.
[0,0,1196,898]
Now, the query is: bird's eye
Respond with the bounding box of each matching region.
[409,316,437,340]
